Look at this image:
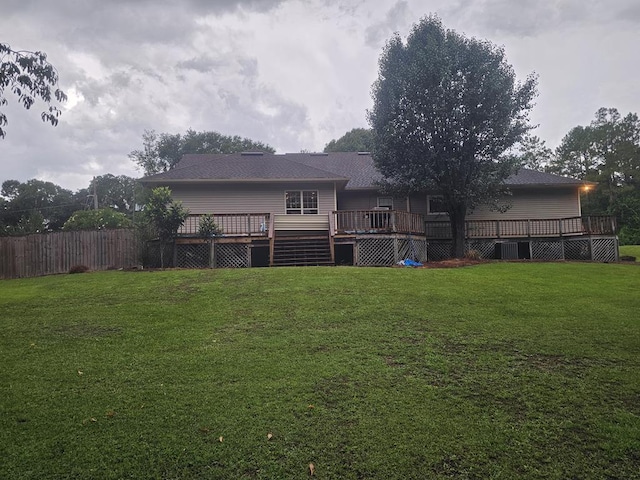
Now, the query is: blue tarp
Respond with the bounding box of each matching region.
[398,259,423,267]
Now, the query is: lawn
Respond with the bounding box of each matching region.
[1,264,639,479]
[620,244,640,260]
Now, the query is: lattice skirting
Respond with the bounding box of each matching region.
[427,237,618,262]
[591,237,618,262]
[176,243,211,268]
[531,241,564,260]
[215,243,250,268]
[356,236,427,266]
[465,241,496,259]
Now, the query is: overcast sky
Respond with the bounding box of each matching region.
[1,0,639,192]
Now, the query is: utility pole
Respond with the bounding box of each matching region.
[93,178,98,210]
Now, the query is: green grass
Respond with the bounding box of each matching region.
[620,244,640,260]
[1,264,639,479]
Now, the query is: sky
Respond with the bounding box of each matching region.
[1,0,639,192]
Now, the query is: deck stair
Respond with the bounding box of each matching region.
[272,235,333,266]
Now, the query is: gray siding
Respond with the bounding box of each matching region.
[468,188,580,220]
[170,182,337,215]
[425,188,581,220]
[338,191,410,212]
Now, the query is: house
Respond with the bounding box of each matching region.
[140,152,618,267]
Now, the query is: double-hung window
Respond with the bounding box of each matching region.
[427,195,447,215]
[286,190,318,214]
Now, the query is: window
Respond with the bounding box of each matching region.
[376,197,393,210]
[286,190,318,214]
[427,195,447,215]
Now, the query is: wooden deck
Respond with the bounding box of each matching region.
[177,213,616,240]
[425,215,616,239]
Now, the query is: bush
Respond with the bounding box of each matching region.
[465,249,481,260]
[69,265,89,274]
[198,214,222,238]
[63,208,132,231]
[618,225,640,246]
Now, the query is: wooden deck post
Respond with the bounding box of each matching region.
[268,214,275,267]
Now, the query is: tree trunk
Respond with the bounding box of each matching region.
[159,240,165,269]
[449,207,467,259]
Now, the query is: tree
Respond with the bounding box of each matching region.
[0,43,67,138]
[515,135,554,172]
[74,174,142,215]
[369,15,537,258]
[323,128,374,152]
[144,187,189,268]
[551,107,640,242]
[130,129,276,176]
[63,208,133,231]
[0,179,83,235]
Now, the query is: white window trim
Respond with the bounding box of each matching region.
[285,190,319,215]
[376,196,393,210]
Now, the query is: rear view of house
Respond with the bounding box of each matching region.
[140,152,618,267]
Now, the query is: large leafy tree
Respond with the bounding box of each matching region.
[0,179,83,235]
[74,174,142,215]
[130,129,275,176]
[550,107,640,243]
[0,43,67,138]
[323,128,374,152]
[369,15,537,257]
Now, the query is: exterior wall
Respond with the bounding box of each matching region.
[169,182,336,215]
[337,190,411,212]
[426,187,581,221]
[273,214,329,231]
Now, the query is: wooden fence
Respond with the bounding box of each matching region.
[0,229,137,279]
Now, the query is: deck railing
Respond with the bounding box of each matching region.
[425,215,616,239]
[179,213,270,237]
[333,210,426,235]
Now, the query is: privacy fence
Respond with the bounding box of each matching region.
[0,229,137,279]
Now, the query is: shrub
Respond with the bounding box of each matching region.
[198,214,222,238]
[69,265,90,274]
[63,208,132,231]
[465,249,481,260]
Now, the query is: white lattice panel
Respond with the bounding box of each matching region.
[215,244,249,268]
[357,238,395,266]
[427,242,453,261]
[396,238,428,262]
[176,244,210,268]
[591,238,617,262]
[531,241,563,260]
[465,241,496,259]
[564,240,591,261]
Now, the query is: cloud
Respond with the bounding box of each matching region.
[441,0,638,37]
[364,0,412,47]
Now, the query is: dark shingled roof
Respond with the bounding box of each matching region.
[505,168,586,186]
[140,152,586,189]
[141,153,348,183]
